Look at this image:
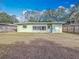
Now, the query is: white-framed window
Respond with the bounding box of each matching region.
[33,26,46,31]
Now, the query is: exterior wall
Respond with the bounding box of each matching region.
[17,24,48,33]
[52,24,62,33]
[17,24,63,33]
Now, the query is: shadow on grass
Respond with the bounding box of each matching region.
[0,38,79,59]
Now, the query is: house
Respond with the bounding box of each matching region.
[0,23,16,32]
[17,22,64,33]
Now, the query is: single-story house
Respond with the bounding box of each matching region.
[0,23,16,32]
[17,22,65,33]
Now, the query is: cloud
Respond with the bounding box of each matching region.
[58,6,65,9]
[22,9,33,15]
[70,4,75,8]
[65,8,70,14]
[16,16,23,22]
[22,10,27,15]
[16,16,21,20]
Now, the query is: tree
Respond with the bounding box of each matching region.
[42,9,59,22]
[69,3,79,24]
[11,15,19,23]
[0,12,19,23]
[28,16,37,22]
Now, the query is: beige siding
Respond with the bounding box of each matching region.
[17,25,48,33]
[17,24,62,33]
[52,24,62,33]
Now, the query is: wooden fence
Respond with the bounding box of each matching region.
[0,24,16,32]
[62,24,79,33]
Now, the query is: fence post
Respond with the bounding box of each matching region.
[73,25,75,33]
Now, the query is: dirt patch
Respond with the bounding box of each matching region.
[0,39,79,59]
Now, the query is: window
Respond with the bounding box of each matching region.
[48,26,51,29]
[23,25,27,28]
[42,26,46,30]
[33,26,46,31]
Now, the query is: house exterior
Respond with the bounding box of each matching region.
[0,23,16,32]
[17,22,64,33]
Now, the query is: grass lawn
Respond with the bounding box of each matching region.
[0,32,79,48]
[0,32,79,59]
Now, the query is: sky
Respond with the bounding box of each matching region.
[0,0,79,16]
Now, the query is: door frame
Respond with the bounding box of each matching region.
[47,24,52,33]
